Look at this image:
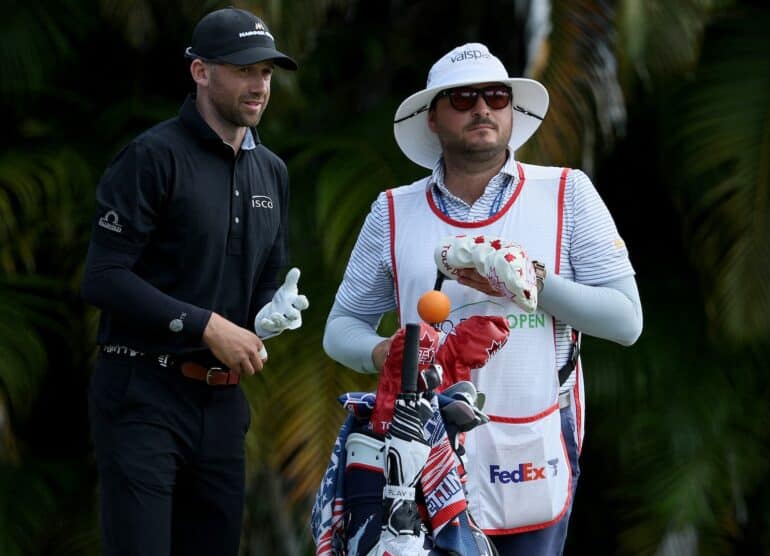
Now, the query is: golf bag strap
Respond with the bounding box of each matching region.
[558,330,581,386]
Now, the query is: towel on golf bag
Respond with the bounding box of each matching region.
[310,392,490,556]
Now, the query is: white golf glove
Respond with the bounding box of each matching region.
[434,235,538,313]
[253,267,309,339]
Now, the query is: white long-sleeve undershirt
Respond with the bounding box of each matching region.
[323,274,642,374]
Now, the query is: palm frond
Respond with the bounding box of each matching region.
[0,464,58,556]
[583,276,770,554]
[521,0,626,172]
[0,4,78,105]
[617,0,731,91]
[665,7,770,344]
[0,148,92,275]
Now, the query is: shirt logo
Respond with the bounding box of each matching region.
[98,210,123,233]
[251,195,274,209]
[490,462,547,484]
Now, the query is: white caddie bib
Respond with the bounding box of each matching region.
[388,162,573,533]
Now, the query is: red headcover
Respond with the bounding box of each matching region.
[435,315,509,388]
[370,316,509,435]
[370,322,438,435]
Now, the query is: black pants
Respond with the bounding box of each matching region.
[89,354,251,556]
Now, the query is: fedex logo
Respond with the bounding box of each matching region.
[490,463,545,484]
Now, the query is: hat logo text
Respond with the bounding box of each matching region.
[449,49,491,63]
[239,22,275,40]
[98,210,123,233]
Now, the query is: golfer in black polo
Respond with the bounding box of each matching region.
[82,8,308,555]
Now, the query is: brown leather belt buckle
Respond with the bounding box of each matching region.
[205,367,222,385]
[181,362,239,386]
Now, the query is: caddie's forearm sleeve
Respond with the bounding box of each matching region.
[538,274,643,346]
[323,300,385,374]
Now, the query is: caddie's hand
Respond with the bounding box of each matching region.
[371,336,394,372]
[254,267,309,339]
[203,312,268,375]
[436,234,538,313]
[456,268,504,297]
[484,242,538,313]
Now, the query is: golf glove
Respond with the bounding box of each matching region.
[254,267,309,339]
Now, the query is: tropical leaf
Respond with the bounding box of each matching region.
[616,0,731,91]
[0,2,82,105]
[0,148,92,275]
[581,273,770,555]
[521,0,627,172]
[0,464,59,556]
[665,6,770,344]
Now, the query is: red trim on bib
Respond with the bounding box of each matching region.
[555,168,569,275]
[425,162,526,227]
[386,189,401,324]
[488,401,559,424]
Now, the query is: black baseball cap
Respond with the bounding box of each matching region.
[185,7,297,70]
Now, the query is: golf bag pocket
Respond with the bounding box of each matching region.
[465,402,571,533]
[344,433,385,554]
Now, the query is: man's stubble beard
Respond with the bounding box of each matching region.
[440,134,509,164]
[208,77,266,128]
[212,93,263,128]
[438,116,511,164]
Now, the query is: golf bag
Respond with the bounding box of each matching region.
[312,317,509,555]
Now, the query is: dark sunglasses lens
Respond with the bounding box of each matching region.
[448,88,478,111]
[447,86,511,111]
[484,86,512,109]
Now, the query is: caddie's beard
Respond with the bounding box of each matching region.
[439,125,510,164]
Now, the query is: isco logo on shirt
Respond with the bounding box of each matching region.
[251,195,273,209]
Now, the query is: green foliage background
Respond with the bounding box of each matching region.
[1,1,768,554]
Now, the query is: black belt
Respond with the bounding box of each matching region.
[100,346,239,386]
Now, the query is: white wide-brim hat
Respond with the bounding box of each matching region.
[394,43,549,169]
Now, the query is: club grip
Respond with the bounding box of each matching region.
[401,323,420,394]
[433,269,445,291]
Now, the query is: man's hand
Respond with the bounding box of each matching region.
[203,312,267,376]
[254,267,309,339]
[456,268,504,297]
[371,337,394,372]
[434,235,538,313]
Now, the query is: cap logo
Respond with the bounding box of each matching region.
[238,21,275,40]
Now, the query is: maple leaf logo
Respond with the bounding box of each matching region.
[486,337,508,358]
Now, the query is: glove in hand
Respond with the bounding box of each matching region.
[434,235,539,313]
[254,267,309,339]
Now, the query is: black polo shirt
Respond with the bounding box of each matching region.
[82,95,289,355]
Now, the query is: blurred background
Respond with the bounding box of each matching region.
[1,0,769,554]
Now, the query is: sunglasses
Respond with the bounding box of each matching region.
[433,85,513,111]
